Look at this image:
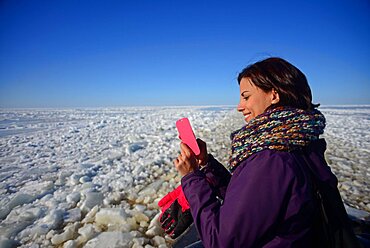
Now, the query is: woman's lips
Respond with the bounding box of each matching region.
[244,113,251,121]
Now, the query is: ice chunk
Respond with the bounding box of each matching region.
[82,206,99,224]
[134,205,146,212]
[140,221,148,228]
[63,240,77,248]
[0,238,19,248]
[21,180,54,195]
[64,208,82,223]
[138,188,156,197]
[20,209,64,238]
[16,208,46,239]
[145,213,164,237]
[139,180,164,196]
[143,196,152,204]
[345,204,370,221]
[133,237,147,246]
[77,223,96,243]
[104,192,124,205]
[126,142,148,154]
[70,174,81,185]
[126,217,139,231]
[51,228,74,245]
[0,221,33,240]
[84,232,133,248]
[51,223,79,245]
[95,208,128,227]
[79,175,92,183]
[152,236,166,246]
[1,206,44,239]
[66,192,81,205]
[80,192,103,214]
[80,163,95,169]
[132,211,149,223]
[46,209,64,228]
[132,165,145,176]
[0,193,35,220]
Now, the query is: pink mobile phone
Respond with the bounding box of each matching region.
[176,118,200,156]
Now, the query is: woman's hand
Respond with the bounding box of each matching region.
[174,143,198,177]
[174,139,209,177]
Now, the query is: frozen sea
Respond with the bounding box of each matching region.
[0,105,369,247]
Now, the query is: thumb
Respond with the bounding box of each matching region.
[196,138,206,149]
[196,138,208,165]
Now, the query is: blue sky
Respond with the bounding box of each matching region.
[0,0,369,108]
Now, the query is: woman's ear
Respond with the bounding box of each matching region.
[271,89,280,104]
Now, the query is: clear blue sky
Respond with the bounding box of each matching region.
[1,0,369,108]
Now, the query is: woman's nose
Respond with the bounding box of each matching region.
[237,102,244,112]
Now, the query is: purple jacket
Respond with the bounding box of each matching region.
[181,139,338,248]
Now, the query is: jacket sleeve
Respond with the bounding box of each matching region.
[181,151,312,248]
[201,154,231,200]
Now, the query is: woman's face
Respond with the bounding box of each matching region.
[237,77,279,122]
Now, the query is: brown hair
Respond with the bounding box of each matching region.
[238,57,319,111]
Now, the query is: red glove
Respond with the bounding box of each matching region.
[158,185,190,212]
[158,185,192,238]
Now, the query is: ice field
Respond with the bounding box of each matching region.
[0,106,369,247]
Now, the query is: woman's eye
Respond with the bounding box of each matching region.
[243,96,249,101]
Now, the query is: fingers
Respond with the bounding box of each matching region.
[159,212,168,224]
[173,156,183,171]
[180,142,193,157]
[160,203,193,239]
[170,210,193,239]
[173,157,179,166]
[174,143,198,177]
[166,221,177,234]
[160,214,174,230]
[160,208,179,236]
[171,221,185,238]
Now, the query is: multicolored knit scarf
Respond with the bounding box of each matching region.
[228,106,326,173]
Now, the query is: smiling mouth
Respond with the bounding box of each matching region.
[243,113,251,120]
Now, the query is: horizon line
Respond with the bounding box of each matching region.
[1,104,370,111]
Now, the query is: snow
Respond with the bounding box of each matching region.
[0,105,369,247]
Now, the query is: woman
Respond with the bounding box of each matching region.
[173,57,358,247]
